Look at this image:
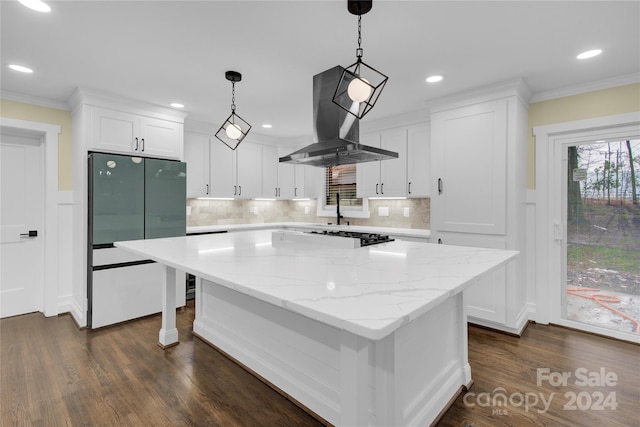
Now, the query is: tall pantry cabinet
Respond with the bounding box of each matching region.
[429,83,530,335]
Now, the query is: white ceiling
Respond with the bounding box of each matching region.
[2,1,639,140]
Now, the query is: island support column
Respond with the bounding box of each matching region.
[158,265,179,349]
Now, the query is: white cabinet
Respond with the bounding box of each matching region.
[430,88,529,335]
[278,146,311,199]
[262,146,297,199]
[278,162,296,199]
[89,107,183,159]
[234,142,263,199]
[357,125,428,198]
[209,139,236,197]
[204,139,262,199]
[184,132,246,199]
[435,233,507,324]
[379,129,408,196]
[262,145,279,198]
[184,132,211,198]
[407,123,430,197]
[187,138,322,201]
[431,99,507,235]
[263,145,319,199]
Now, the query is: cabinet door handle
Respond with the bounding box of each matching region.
[234,185,237,196]
[141,138,145,152]
[438,178,443,195]
[206,184,209,195]
[381,183,384,195]
[134,137,139,151]
[275,187,278,197]
[438,238,443,244]
[408,181,411,194]
[238,185,242,196]
[295,187,298,197]
[376,183,379,194]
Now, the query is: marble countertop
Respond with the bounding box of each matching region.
[116,229,516,340]
[187,222,430,240]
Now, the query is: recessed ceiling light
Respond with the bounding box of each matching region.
[262,124,273,129]
[18,0,51,13]
[577,49,602,60]
[426,75,443,83]
[9,64,33,73]
[170,103,184,108]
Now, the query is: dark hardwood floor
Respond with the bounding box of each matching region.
[2,302,638,426]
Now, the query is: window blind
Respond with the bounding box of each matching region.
[325,164,362,207]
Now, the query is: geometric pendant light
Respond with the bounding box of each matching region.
[215,71,252,150]
[332,0,388,119]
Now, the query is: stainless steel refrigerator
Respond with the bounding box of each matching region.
[88,152,187,328]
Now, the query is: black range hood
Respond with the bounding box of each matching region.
[279,66,398,168]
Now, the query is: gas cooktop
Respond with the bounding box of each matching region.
[307,230,394,247]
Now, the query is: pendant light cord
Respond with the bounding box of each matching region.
[356,14,363,59]
[230,82,236,112]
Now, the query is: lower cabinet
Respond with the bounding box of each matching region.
[91,248,185,328]
[433,232,527,334]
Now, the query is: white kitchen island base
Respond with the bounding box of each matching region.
[193,276,471,427]
[115,230,517,427]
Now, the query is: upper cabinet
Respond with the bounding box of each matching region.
[234,142,263,199]
[184,132,212,198]
[357,123,429,198]
[89,106,183,159]
[407,123,430,197]
[262,146,296,199]
[262,145,320,200]
[431,99,507,235]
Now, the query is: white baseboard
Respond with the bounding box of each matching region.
[70,298,86,328]
[57,294,73,315]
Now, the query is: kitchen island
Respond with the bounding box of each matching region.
[116,229,517,426]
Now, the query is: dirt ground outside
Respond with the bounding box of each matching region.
[567,200,640,334]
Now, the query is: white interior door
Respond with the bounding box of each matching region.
[1,130,44,318]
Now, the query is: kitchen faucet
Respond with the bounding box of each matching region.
[336,192,343,226]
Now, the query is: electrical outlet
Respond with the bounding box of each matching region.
[252,206,259,215]
[403,207,410,217]
[186,206,191,216]
[378,206,389,217]
[304,206,310,214]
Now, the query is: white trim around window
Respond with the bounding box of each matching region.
[316,168,370,219]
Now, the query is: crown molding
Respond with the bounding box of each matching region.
[427,78,532,114]
[67,87,188,122]
[529,73,640,103]
[0,91,70,111]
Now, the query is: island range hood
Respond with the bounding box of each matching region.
[279,66,398,168]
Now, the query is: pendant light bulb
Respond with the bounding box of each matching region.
[347,77,372,103]
[225,123,243,140]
